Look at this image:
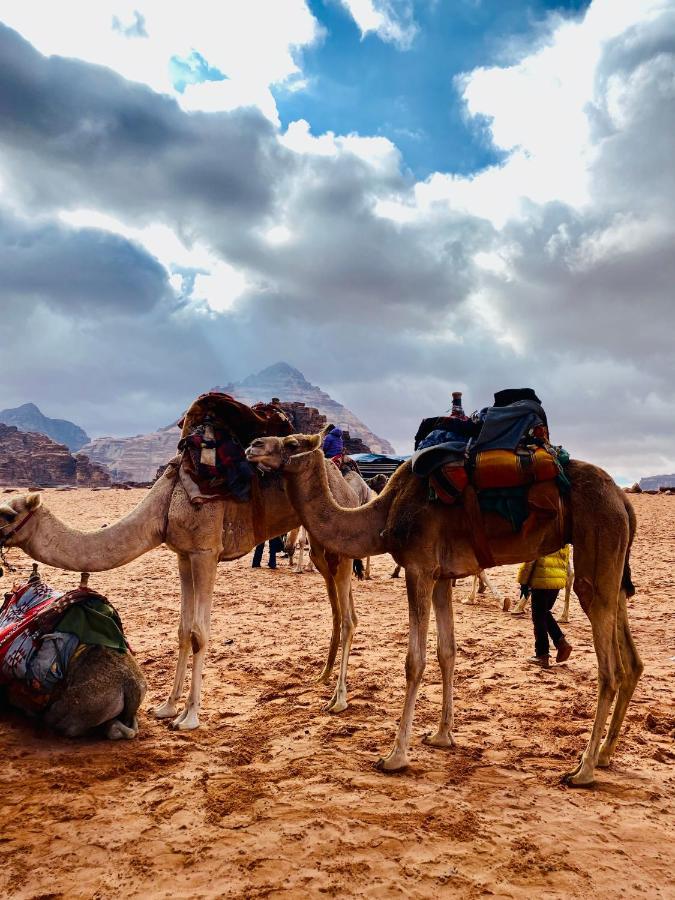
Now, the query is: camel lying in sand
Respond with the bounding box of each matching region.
[1,567,145,739]
[246,433,643,787]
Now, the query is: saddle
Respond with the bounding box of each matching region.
[176,392,294,506]
[412,397,568,568]
[0,579,127,712]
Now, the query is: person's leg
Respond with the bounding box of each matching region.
[252,542,264,567]
[545,590,564,647]
[268,537,281,569]
[530,589,551,661]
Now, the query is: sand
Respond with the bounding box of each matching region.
[0,489,673,898]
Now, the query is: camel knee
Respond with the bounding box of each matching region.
[405,651,426,685]
[190,629,207,654]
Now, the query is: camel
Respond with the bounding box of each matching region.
[245,433,643,787]
[0,449,363,726]
[1,570,146,739]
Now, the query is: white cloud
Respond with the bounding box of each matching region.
[0,0,322,121]
[339,0,418,48]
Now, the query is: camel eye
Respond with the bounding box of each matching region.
[287,439,299,450]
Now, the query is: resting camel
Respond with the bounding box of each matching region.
[0,451,363,726]
[1,568,146,739]
[246,434,643,787]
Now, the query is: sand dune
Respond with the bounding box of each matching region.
[0,490,672,898]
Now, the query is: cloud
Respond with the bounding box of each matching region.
[0,0,322,120]
[339,1,418,49]
[0,2,674,481]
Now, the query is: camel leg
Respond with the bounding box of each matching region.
[597,592,644,767]
[324,557,356,713]
[559,560,573,624]
[153,553,194,718]
[391,564,401,578]
[423,579,456,749]
[377,568,432,771]
[365,556,371,580]
[479,570,499,602]
[315,563,341,685]
[171,551,218,731]
[563,572,624,786]
[463,575,478,605]
[294,528,305,574]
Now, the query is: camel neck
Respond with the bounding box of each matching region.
[21,477,173,572]
[283,449,393,559]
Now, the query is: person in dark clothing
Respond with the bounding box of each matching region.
[252,536,284,569]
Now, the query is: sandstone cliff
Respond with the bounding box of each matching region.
[80,425,181,484]
[214,363,395,455]
[0,402,90,451]
[0,424,110,487]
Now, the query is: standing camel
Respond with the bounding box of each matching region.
[246,434,642,787]
[0,448,363,726]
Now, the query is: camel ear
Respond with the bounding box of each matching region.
[319,423,333,440]
[25,493,42,511]
[307,434,322,450]
[0,502,18,521]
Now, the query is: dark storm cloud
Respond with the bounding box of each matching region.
[0,25,283,234]
[0,208,174,316]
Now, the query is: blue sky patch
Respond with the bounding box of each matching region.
[274,0,592,179]
[170,50,227,94]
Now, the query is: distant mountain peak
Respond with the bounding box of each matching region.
[240,362,309,386]
[0,402,90,452]
[214,363,395,455]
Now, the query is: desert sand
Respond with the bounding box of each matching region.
[0,489,673,898]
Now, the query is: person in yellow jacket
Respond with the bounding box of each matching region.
[518,546,573,667]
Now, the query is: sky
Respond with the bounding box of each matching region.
[0,0,673,482]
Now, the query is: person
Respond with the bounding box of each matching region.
[322,426,344,466]
[518,546,573,667]
[251,537,284,570]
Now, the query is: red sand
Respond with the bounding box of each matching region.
[0,489,673,898]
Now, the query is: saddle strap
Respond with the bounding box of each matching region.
[462,485,496,569]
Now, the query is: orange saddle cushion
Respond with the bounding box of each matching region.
[473,448,559,490]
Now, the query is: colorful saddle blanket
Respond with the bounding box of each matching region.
[0,581,127,710]
[177,392,294,504]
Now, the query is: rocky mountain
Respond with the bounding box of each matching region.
[80,425,181,484]
[639,473,675,491]
[0,402,90,451]
[214,362,395,454]
[0,424,110,487]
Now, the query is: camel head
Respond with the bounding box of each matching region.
[0,492,42,548]
[246,432,322,472]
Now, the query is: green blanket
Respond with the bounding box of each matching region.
[56,597,128,654]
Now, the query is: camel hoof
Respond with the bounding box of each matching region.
[375,752,409,773]
[315,671,332,685]
[422,731,455,749]
[152,702,178,719]
[170,709,199,730]
[106,719,138,740]
[596,754,611,769]
[326,697,348,714]
[559,616,570,624]
[561,771,595,788]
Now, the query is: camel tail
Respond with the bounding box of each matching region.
[622,494,637,598]
[353,559,365,580]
